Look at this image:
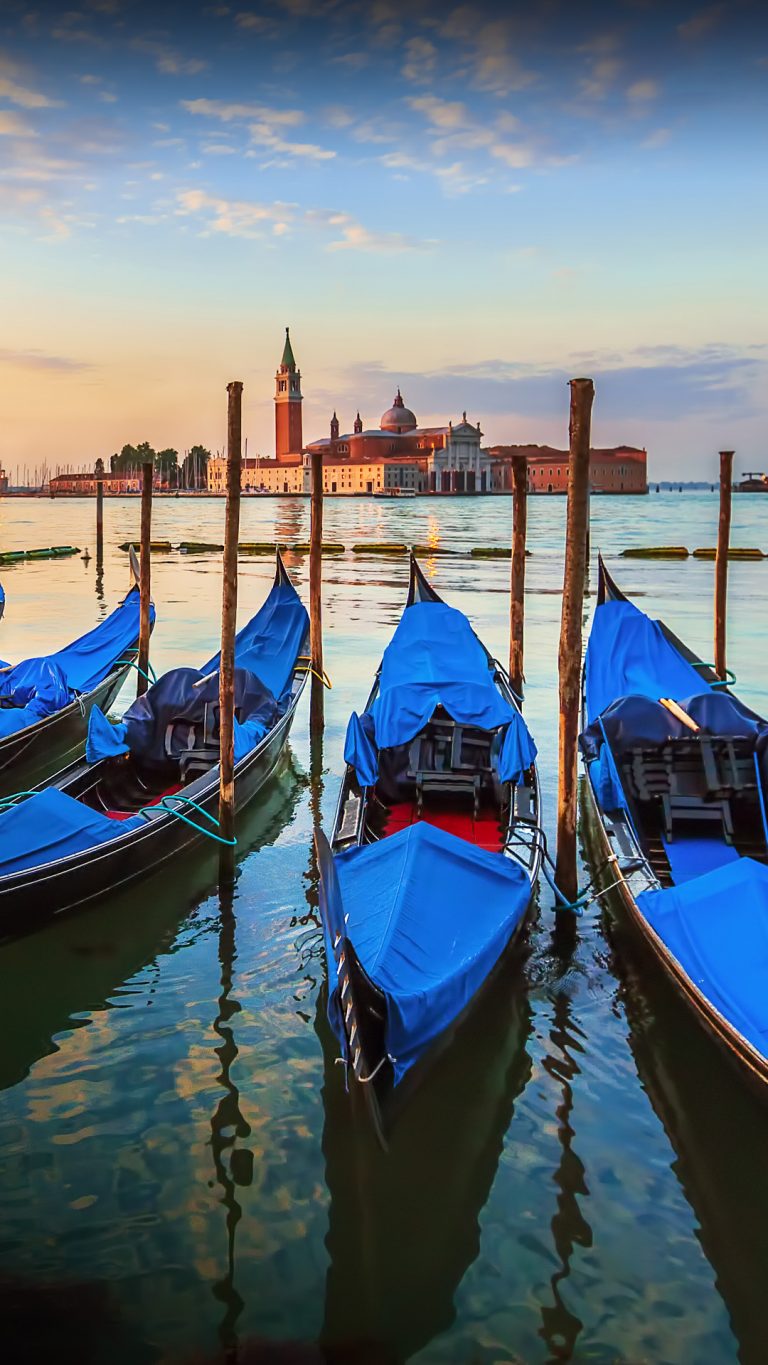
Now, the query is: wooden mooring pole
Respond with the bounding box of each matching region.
[509,453,528,701]
[137,461,153,698]
[555,378,595,908]
[95,457,104,565]
[714,449,734,682]
[309,446,324,734]
[219,381,243,851]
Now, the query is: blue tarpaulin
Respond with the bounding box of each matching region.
[202,576,308,704]
[638,858,768,1059]
[87,571,308,766]
[0,583,4,620]
[585,597,706,724]
[333,821,532,1085]
[0,587,149,740]
[0,787,141,878]
[345,600,536,787]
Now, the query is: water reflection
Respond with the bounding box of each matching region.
[538,991,591,1361]
[209,876,250,1360]
[0,754,304,1098]
[606,907,768,1365]
[318,965,533,1363]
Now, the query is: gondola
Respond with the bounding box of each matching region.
[0,561,150,796]
[580,554,768,1096]
[318,971,532,1360]
[0,551,309,939]
[316,554,542,1142]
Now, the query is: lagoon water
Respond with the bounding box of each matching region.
[0,491,766,1364]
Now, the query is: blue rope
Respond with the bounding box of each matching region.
[541,857,587,916]
[137,793,237,846]
[116,657,158,686]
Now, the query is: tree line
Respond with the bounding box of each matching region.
[110,443,213,489]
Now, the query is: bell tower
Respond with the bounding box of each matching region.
[275,327,303,462]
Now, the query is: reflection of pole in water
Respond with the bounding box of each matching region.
[210,879,252,1362]
[301,726,324,929]
[538,991,591,1360]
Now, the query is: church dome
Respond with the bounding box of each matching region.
[380,388,417,433]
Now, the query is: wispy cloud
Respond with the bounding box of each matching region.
[408,94,535,170]
[181,98,303,125]
[0,347,92,372]
[627,79,660,103]
[247,121,335,162]
[402,37,437,85]
[678,5,726,42]
[0,111,37,137]
[133,41,206,77]
[0,53,60,109]
[176,188,432,252]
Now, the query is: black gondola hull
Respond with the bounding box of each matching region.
[0,682,305,940]
[0,662,133,798]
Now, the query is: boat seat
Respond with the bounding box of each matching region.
[415,770,481,817]
[624,737,757,846]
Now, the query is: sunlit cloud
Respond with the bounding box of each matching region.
[181,98,303,125]
[0,52,60,109]
[133,42,207,77]
[0,111,37,137]
[678,5,726,42]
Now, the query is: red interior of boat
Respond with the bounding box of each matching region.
[381,800,504,851]
[106,782,184,821]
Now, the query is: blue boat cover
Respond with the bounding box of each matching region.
[87,571,308,766]
[345,600,536,787]
[332,821,532,1085]
[0,787,141,879]
[0,587,149,740]
[638,858,768,1059]
[585,597,706,724]
[202,575,308,705]
[0,582,4,620]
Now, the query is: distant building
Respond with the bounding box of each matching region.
[49,471,144,495]
[205,330,649,495]
[489,444,648,494]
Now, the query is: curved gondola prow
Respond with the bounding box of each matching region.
[597,553,629,607]
[274,545,292,589]
[407,552,444,607]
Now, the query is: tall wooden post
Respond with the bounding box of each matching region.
[137,461,153,698]
[309,446,324,734]
[509,453,528,701]
[714,450,734,682]
[555,378,595,907]
[95,457,104,564]
[219,381,243,850]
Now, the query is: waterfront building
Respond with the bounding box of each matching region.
[489,444,648,494]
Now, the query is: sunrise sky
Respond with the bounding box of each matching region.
[1,0,766,478]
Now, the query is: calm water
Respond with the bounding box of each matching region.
[0,491,766,1364]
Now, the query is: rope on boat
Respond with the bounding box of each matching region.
[0,790,38,809]
[296,657,332,689]
[693,662,736,688]
[116,657,158,686]
[137,793,237,845]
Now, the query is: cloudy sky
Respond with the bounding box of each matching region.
[1,0,766,477]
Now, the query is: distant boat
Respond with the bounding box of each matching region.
[373,487,417,498]
[316,554,542,1143]
[734,471,768,493]
[581,555,768,1097]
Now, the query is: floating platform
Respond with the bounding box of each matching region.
[0,545,80,564]
[692,547,765,560]
[621,546,690,559]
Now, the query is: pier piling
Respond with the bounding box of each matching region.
[555,378,595,908]
[509,452,528,702]
[309,447,324,734]
[95,457,104,565]
[137,461,153,698]
[219,381,243,854]
[714,450,734,681]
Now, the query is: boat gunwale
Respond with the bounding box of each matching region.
[583,555,768,1095]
